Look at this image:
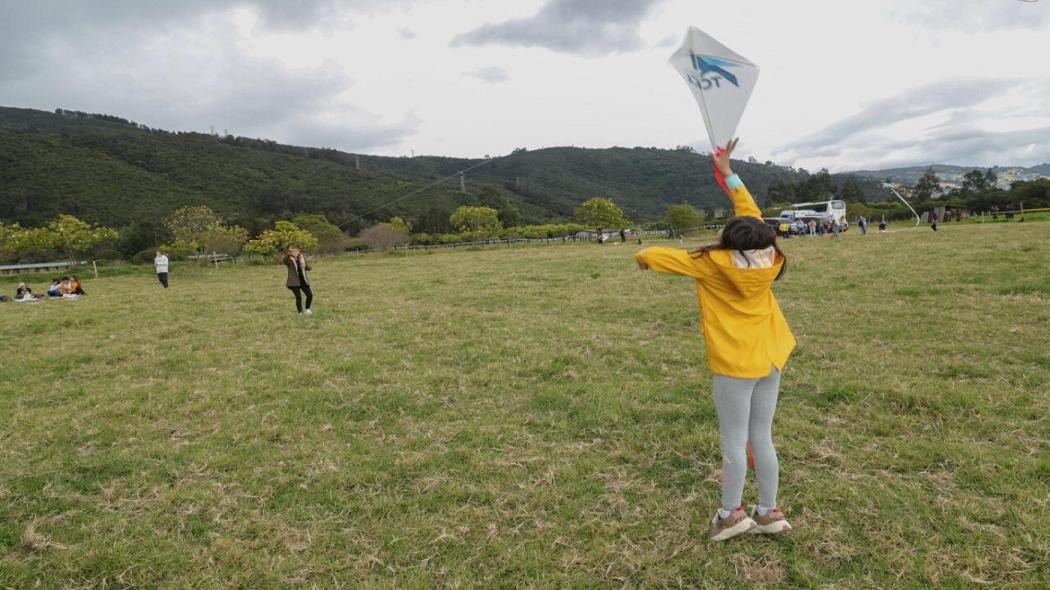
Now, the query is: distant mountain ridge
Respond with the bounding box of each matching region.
[850,163,1050,189]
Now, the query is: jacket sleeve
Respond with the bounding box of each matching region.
[636,247,712,280]
[725,174,762,219]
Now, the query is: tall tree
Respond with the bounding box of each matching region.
[415,207,453,235]
[962,169,989,193]
[291,214,347,254]
[665,204,703,236]
[574,198,629,228]
[838,175,866,203]
[243,221,319,257]
[766,179,796,203]
[47,215,118,262]
[914,167,942,201]
[164,206,223,244]
[449,206,502,240]
[199,225,249,257]
[984,169,998,189]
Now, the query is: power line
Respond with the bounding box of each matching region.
[338,156,500,229]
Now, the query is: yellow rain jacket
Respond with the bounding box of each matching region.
[635,178,795,378]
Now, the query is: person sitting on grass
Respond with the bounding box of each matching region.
[70,276,86,295]
[15,283,34,300]
[635,138,795,542]
[59,276,81,299]
[47,278,63,297]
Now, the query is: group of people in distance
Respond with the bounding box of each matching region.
[1,276,85,303]
[799,218,845,238]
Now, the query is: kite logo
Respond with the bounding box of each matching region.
[688,53,740,91]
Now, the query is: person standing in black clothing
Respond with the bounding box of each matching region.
[283,245,313,315]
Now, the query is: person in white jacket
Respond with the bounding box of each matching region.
[154,250,169,288]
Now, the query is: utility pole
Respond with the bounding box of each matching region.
[355,154,360,170]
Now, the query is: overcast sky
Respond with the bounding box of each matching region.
[1,0,1048,171]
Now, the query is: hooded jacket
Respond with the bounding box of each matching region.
[635,176,795,378]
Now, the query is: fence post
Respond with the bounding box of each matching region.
[92,260,98,279]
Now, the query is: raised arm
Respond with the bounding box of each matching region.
[712,138,762,219]
[635,247,709,279]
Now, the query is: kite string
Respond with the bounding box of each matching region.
[339,156,501,229]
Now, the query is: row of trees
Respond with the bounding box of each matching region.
[0,216,118,263]
[356,198,633,251]
[0,206,341,264]
[1,195,639,262]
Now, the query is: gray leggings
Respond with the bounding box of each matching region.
[713,366,781,511]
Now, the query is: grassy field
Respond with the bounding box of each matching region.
[1,222,1048,588]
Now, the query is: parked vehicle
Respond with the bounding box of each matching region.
[762,218,793,237]
[785,200,849,230]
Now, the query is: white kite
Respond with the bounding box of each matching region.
[668,27,759,152]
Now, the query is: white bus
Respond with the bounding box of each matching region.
[783,200,848,225]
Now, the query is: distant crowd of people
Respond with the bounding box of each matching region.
[0,276,85,303]
[795,219,845,238]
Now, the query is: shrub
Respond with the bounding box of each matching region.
[359,224,410,251]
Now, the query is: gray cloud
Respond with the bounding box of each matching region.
[463,66,510,84]
[888,0,1050,32]
[451,0,667,56]
[653,33,678,49]
[775,78,1050,169]
[398,28,417,40]
[0,1,420,152]
[782,79,1012,154]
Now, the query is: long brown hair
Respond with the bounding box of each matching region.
[690,216,787,280]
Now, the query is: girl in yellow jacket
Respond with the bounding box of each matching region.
[636,139,795,541]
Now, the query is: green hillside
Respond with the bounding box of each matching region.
[354,146,828,218]
[1,106,885,232]
[0,107,540,233]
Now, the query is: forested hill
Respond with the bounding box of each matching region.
[2,106,884,231]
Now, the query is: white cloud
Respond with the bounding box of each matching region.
[463,66,510,84]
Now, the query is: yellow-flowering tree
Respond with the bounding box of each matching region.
[244,221,318,257]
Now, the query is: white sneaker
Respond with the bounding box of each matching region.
[748,506,792,535]
[304,309,313,315]
[710,507,756,541]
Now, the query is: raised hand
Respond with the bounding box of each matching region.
[711,137,739,178]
